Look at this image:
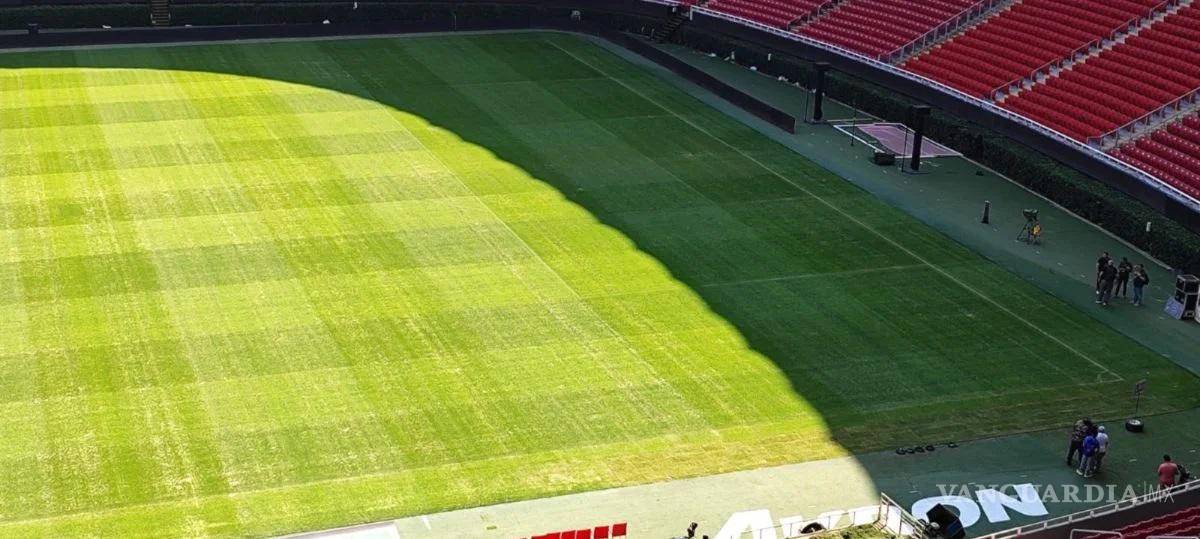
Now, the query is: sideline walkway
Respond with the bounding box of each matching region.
[594,37,1200,374]
[287,409,1200,538]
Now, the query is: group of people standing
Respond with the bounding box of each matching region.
[1067,417,1109,477]
[1068,417,1193,488]
[1095,252,1150,307]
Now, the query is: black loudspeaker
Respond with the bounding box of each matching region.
[907,105,932,172]
[811,62,831,122]
[873,151,896,165]
[926,504,966,539]
[1176,274,1198,320]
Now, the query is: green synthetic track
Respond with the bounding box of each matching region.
[0,32,1196,537]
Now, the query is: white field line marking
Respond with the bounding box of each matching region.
[699,263,925,289]
[686,45,1171,271]
[546,38,1122,382]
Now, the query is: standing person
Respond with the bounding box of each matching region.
[1096,252,1111,291]
[1078,431,1099,476]
[1098,260,1118,306]
[1092,426,1109,475]
[1132,265,1150,306]
[1116,258,1133,298]
[1159,454,1180,489]
[1067,417,1091,466]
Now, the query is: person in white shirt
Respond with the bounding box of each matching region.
[1092,426,1110,475]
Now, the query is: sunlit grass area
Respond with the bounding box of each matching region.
[0,32,1196,537]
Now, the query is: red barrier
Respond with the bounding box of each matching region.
[528,522,625,539]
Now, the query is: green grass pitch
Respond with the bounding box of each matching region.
[0,31,1196,537]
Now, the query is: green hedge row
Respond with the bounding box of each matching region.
[0,4,145,29]
[172,3,455,26]
[0,3,535,30]
[677,29,1200,273]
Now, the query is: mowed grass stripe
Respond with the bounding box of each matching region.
[0,32,1195,537]
[542,36,1120,381]
[307,37,718,446]
[8,74,232,524]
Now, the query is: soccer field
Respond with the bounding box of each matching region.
[0,31,1196,537]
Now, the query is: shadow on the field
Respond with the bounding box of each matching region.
[11,31,1200,537]
[0,31,1146,454]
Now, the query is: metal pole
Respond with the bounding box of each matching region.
[803,87,811,123]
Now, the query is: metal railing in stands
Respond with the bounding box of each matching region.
[786,0,838,28]
[1070,530,1121,539]
[972,480,1200,539]
[1088,86,1200,148]
[989,38,1099,100]
[880,0,1007,64]
[988,0,1181,99]
[682,5,1200,211]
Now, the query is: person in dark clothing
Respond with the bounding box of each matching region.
[1098,261,1118,306]
[1132,265,1150,306]
[1116,258,1132,297]
[1096,252,1111,291]
[1067,417,1092,466]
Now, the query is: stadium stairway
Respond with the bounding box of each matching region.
[999,2,1200,142]
[902,0,1176,100]
[150,0,171,26]
[879,0,1017,64]
[653,1,704,42]
[1112,114,1200,199]
[704,0,835,29]
[995,0,1194,96]
[792,0,982,59]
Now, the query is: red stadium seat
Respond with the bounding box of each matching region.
[593,525,610,539]
[707,0,834,29]
[988,5,1200,156]
[612,523,628,537]
[706,0,1197,205]
[1114,114,1200,198]
[795,0,980,57]
[903,0,1173,99]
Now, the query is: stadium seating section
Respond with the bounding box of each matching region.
[706,0,831,28]
[1080,504,1200,539]
[1001,4,1200,141]
[703,0,1200,201]
[795,0,979,58]
[904,0,1166,99]
[1113,115,1200,199]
